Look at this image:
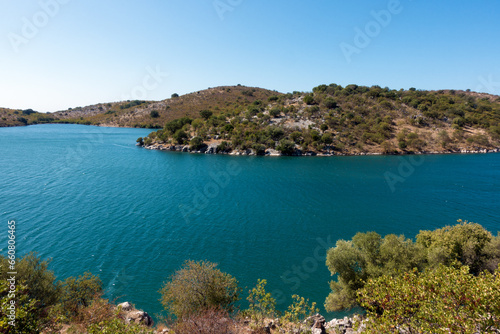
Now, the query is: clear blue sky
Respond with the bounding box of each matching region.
[1,0,499,112]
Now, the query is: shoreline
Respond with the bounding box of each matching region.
[141,142,500,157]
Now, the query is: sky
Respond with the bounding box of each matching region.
[1,0,499,112]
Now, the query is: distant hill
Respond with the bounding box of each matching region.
[2,84,500,155]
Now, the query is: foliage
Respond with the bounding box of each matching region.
[358,264,500,333]
[416,220,494,274]
[276,140,296,155]
[200,110,213,120]
[325,221,500,312]
[246,279,276,324]
[190,136,205,150]
[150,110,160,118]
[60,272,103,319]
[325,232,424,311]
[0,252,61,311]
[159,260,240,318]
[281,295,319,332]
[88,318,154,334]
[0,281,43,334]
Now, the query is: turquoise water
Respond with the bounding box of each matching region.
[1,124,499,320]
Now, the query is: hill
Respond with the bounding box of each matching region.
[138,84,500,156]
[2,84,500,156]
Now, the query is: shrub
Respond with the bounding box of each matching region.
[190,136,205,151]
[0,253,61,310]
[359,264,500,333]
[200,110,213,120]
[303,94,315,105]
[323,97,338,109]
[247,279,276,324]
[60,272,103,319]
[276,140,295,155]
[173,130,188,144]
[159,260,240,318]
[171,93,179,98]
[269,108,281,118]
[150,110,159,118]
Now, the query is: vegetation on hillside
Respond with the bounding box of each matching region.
[2,84,499,155]
[1,221,499,333]
[140,84,500,155]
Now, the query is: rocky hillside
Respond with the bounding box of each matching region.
[139,84,500,156]
[2,84,500,156]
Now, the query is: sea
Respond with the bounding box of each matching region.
[1,124,499,320]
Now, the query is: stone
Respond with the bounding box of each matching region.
[125,310,153,326]
[118,301,133,311]
[205,143,218,154]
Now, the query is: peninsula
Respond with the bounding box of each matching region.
[1,84,499,156]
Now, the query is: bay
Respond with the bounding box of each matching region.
[0,124,499,320]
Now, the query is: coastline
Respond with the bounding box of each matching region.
[141,142,500,157]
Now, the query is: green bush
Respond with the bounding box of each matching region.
[276,140,295,155]
[189,136,205,150]
[247,279,276,324]
[359,264,500,333]
[303,94,315,105]
[60,272,103,319]
[159,260,240,318]
[325,221,499,312]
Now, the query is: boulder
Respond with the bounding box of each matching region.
[125,310,153,326]
[118,301,133,311]
[265,149,280,156]
[306,314,326,334]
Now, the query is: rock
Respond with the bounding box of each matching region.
[118,301,133,311]
[181,145,189,152]
[125,310,153,326]
[205,143,218,154]
[265,149,280,156]
[306,313,326,334]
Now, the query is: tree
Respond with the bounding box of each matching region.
[358,264,500,333]
[416,220,493,274]
[159,260,240,318]
[323,97,338,109]
[276,140,295,155]
[150,110,159,118]
[200,110,213,120]
[60,272,103,318]
[303,94,315,105]
[325,232,424,311]
[0,253,61,310]
[189,136,205,151]
[171,93,179,98]
[269,108,281,118]
[173,130,188,144]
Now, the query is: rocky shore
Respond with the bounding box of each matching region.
[140,142,500,157]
